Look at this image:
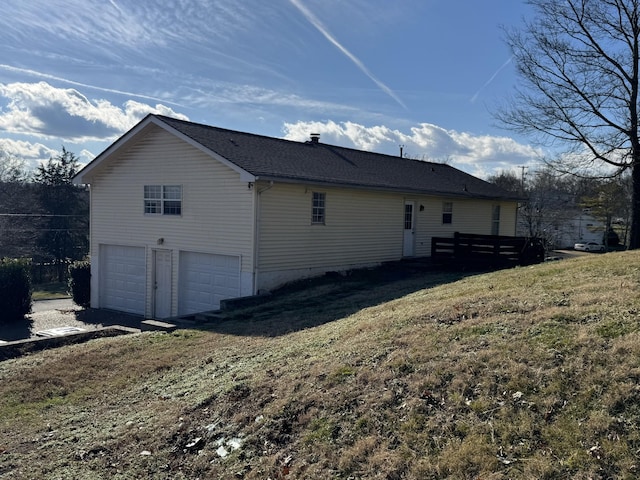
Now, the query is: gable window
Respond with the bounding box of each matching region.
[312,192,326,224]
[442,202,453,224]
[144,185,182,215]
[491,205,501,235]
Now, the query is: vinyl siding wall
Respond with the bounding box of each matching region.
[256,183,404,289]
[256,185,518,290]
[87,125,254,316]
[414,197,519,256]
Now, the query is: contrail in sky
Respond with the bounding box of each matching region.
[471,56,513,103]
[289,0,407,110]
[107,0,125,16]
[0,64,186,107]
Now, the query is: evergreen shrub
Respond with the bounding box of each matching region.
[68,260,91,308]
[0,258,32,323]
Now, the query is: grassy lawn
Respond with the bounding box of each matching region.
[31,281,70,300]
[2,252,640,478]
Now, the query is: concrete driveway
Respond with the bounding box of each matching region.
[1,298,142,342]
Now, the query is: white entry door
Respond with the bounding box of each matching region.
[153,250,172,319]
[403,201,415,257]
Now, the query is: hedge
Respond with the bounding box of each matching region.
[68,260,91,308]
[0,258,32,323]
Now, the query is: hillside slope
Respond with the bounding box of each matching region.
[1,253,640,479]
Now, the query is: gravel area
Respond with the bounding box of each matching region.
[1,298,143,342]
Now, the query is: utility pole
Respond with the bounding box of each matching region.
[518,165,528,195]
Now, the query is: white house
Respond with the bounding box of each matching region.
[554,211,605,248]
[73,115,521,319]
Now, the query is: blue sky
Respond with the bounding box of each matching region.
[0,0,542,178]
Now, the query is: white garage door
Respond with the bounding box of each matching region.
[100,245,146,315]
[178,251,240,315]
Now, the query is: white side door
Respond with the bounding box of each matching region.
[403,201,415,257]
[153,249,172,319]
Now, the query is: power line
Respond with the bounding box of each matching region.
[1,228,87,232]
[0,213,87,217]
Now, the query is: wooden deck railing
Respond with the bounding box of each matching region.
[431,232,544,268]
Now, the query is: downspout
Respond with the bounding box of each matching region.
[252,180,274,295]
[88,183,97,308]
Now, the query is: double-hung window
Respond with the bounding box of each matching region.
[442,202,453,224]
[144,185,182,215]
[312,192,326,224]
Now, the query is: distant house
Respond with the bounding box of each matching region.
[72,115,521,319]
[555,210,605,248]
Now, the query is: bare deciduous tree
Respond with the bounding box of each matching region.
[496,0,640,248]
[0,152,29,183]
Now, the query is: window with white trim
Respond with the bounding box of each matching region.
[144,185,182,215]
[442,201,453,224]
[491,204,501,235]
[312,192,326,224]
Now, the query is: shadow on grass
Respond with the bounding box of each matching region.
[8,262,494,343]
[198,263,476,338]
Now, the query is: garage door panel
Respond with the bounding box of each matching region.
[100,245,146,315]
[178,252,240,315]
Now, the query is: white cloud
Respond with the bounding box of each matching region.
[0,138,98,172]
[283,120,543,178]
[0,81,188,142]
[0,1,162,56]
[282,120,393,150]
[183,84,356,114]
[0,64,188,108]
[0,137,58,169]
[0,1,277,58]
[78,148,97,165]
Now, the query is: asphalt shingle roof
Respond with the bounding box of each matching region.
[156,115,520,200]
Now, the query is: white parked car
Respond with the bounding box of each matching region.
[574,241,605,252]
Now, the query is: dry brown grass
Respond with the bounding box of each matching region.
[2,252,640,479]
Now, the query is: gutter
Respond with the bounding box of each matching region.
[253,175,522,202]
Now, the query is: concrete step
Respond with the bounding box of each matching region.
[141,319,177,332]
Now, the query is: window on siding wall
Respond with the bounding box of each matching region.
[312,192,326,224]
[144,185,182,215]
[492,205,501,235]
[442,202,453,224]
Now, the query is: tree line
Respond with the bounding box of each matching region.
[489,167,630,249]
[0,148,88,281]
[496,0,640,250]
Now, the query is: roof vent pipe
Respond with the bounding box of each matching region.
[310,133,320,143]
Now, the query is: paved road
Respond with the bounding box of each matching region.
[31,298,76,313]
